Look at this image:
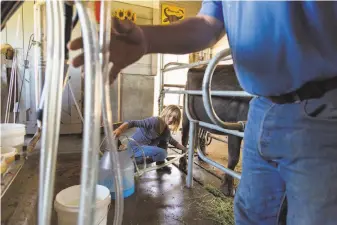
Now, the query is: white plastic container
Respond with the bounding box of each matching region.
[98,150,135,199]
[54,185,111,225]
[0,123,26,150]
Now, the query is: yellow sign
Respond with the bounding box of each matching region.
[161,4,185,25]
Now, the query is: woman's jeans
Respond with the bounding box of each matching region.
[234,88,337,225]
[128,143,167,163]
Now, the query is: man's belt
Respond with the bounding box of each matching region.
[267,76,337,104]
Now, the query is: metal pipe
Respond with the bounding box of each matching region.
[38,1,64,224]
[162,56,232,72]
[206,133,227,144]
[162,62,187,70]
[163,84,185,88]
[184,92,243,140]
[159,55,233,114]
[202,49,246,131]
[13,61,17,123]
[196,139,241,180]
[199,121,244,137]
[184,94,197,188]
[186,121,197,188]
[164,89,252,97]
[99,1,124,225]
[68,81,84,123]
[75,1,102,225]
[34,3,43,110]
[184,94,197,122]
[158,54,164,114]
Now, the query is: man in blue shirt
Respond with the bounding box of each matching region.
[69,1,337,224]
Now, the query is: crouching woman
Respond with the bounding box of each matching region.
[113,105,187,172]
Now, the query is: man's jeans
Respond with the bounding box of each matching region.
[234,88,337,225]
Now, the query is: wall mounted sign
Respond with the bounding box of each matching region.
[161,4,185,25]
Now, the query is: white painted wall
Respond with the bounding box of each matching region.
[1,2,83,134]
[1,2,35,125]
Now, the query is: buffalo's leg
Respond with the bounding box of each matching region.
[179,111,190,171]
[220,134,242,196]
[197,129,208,161]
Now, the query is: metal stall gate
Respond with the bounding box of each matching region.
[158,49,253,187]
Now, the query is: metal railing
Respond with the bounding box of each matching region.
[158,55,233,114]
[160,49,253,188]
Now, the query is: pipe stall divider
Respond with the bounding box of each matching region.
[160,48,254,188]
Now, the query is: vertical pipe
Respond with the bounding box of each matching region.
[13,62,17,123]
[38,1,64,224]
[75,1,102,225]
[186,121,197,188]
[68,82,84,123]
[34,3,43,110]
[117,74,122,121]
[202,48,243,131]
[158,54,164,114]
[99,1,124,225]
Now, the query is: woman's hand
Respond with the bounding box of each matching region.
[68,17,148,83]
[113,128,122,138]
[113,123,129,138]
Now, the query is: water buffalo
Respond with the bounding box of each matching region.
[181,64,251,196]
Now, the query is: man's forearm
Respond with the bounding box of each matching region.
[142,16,224,55]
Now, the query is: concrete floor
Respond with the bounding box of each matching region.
[1,135,225,225]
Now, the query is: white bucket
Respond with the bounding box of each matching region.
[0,123,26,150]
[54,185,111,225]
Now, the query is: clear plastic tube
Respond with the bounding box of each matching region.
[5,53,16,123]
[75,1,103,225]
[38,2,54,216]
[99,2,124,225]
[13,62,17,123]
[38,1,64,224]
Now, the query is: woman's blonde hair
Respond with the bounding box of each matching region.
[160,105,181,132]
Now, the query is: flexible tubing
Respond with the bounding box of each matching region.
[13,63,17,123]
[99,1,124,225]
[75,1,103,225]
[38,0,54,221]
[38,1,64,224]
[5,54,16,123]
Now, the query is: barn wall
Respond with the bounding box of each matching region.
[112,1,155,121]
[152,1,202,116]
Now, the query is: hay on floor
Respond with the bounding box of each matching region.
[196,184,235,225]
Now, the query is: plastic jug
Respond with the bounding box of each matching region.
[98,149,135,199]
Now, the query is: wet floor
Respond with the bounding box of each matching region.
[1,135,223,225]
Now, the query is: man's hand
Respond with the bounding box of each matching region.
[68,18,148,83]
